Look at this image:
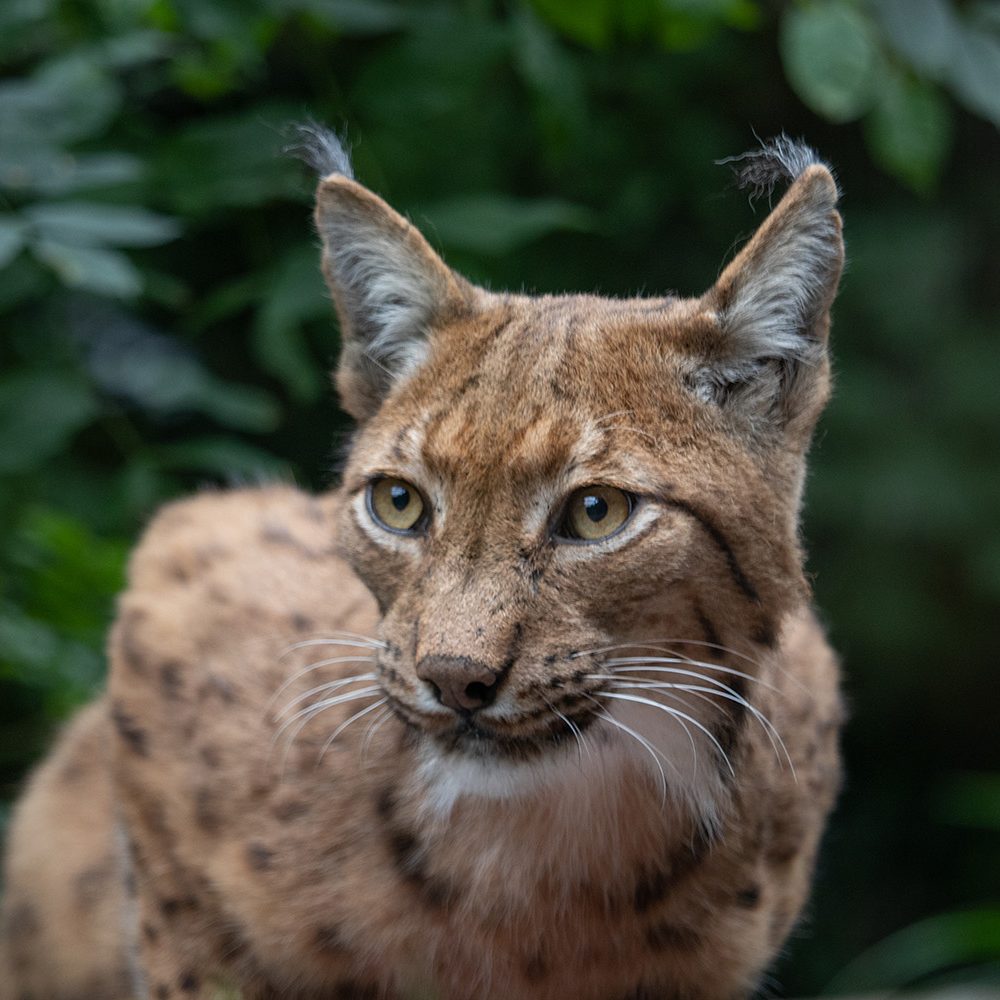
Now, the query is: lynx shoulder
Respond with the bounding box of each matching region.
[1,130,845,1000]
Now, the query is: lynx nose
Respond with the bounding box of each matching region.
[415,655,499,714]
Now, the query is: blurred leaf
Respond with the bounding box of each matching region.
[780,1,880,123]
[76,310,282,431]
[157,437,290,480]
[9,152,145,197]
[0,602,104,708]
[252,246,332,401]
[0,54,121,149]
[0,216,27,268]
[824,908,1000,992]
[0,255,49,311]
[200,382,282,432]
[8,507,127,644]
[0,372,98,475]
[936,772,1000,831]
[154,108,304,214]
[869,0,955,79]
[949,16,1000,127]
[26,202,180,248]
[529,0,613,47]
[0,0,54,36]
[97,29,173,68]
[33,241,143,297]
[512,7,587,155]
[303,0,417,33]
[865,69,952,192]
[420,194,593,255]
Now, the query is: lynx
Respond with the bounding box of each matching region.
[1,129,844,1000]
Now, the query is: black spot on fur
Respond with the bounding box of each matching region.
[375,786,395,821]
[334,982,378,1000]
[753,621,776,647]
[118,608,149,674]
[5,901,40,940]
[194,787,221,834]
[142,921,159,943]
[633,866,670,913]
[645,921,704,951]
[159,660,184,699]
[74,861,112,912]
[291,613,313,631]
[314,924,347,955]
[61,760,86,782]
[271,797,310,822]
[159,896,198,919]
[246,842,275,871]
[385,826,454,908]
[522,952,548,981]
[111,701,149,756]
[178,971,199,992]
[199,674,236,703]
[736,884,762,908]
[217,922,251,959]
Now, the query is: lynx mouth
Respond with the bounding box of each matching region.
[384,691,598,761]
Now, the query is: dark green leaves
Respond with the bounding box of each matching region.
[0,373,98,475]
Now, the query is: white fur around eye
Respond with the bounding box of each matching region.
[353,490,424,554]
[555,501,661,560]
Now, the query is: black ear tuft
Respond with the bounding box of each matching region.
[719,135,838,203]
[286,120,355,180]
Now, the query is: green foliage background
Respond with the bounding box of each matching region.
[1,0,998,993]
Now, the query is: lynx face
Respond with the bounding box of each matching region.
[311,132,843,803]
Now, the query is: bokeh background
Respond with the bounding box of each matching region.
[1,0,998,994]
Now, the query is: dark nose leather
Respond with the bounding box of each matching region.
[415,655,499,714]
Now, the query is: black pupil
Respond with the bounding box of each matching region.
[390,484,410,511]
[583,494,608,523]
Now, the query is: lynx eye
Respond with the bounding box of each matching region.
[368,477,427,534]
[558,486,634,542]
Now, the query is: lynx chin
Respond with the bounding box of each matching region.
[1,126,845,1000]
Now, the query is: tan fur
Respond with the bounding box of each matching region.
[1,149,845,1000]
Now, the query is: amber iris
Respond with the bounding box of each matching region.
[561,486,633,541]
[368,477,426,533]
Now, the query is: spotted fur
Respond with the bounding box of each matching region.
[1,130,845,1000]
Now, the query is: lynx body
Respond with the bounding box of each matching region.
[1,133,844,1000]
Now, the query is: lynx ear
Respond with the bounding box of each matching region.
[694,138,844,437]
[294,124,471,421]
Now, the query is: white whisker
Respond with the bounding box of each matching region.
[602,678,792,775]
[273,671,378,720]
[279,635,386,658]
[542,695,591,762]
[318,698,389,761]
[597,690,735,777]
[361,706,393,759]
[272,685,382,748]
[581,696,672,804]
[603,658,780,695]
[266,658,377,713]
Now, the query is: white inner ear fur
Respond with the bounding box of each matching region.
[720,199,840,360]
[693,175,841,406]
[321,221,436,382]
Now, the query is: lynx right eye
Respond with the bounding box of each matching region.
[367,477,427,534]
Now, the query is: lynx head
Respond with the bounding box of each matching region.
[299,125,843,810]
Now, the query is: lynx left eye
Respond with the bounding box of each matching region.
[557,486,634,542]
[368,477,427,533]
